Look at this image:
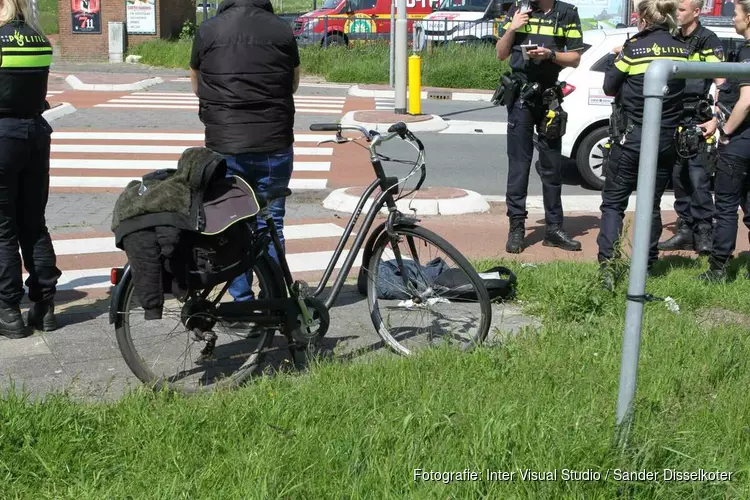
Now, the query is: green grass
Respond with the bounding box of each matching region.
[131,40,505,89]
[2,257,750,498]
[38,0,58,35]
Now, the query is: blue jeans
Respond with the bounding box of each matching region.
[222,146,293,301]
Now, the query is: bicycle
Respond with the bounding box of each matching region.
[108,121,493,393]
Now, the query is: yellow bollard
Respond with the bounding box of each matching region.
[408,54,421,115]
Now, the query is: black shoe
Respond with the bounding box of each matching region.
[27,301,58,332]
[698,258,727,283]
[0,304,31,339]
[658,218,694,251]
[599,262,616,292]
[694,224,712,256]
[506,219,525,254]
[543,225,582,251]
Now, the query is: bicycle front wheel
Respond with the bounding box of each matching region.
[365,225,492,356]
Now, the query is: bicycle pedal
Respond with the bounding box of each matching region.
[292,280,310,298]
[191,329,217,342]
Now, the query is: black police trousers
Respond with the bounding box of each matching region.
[672,152,715,228]
[711,127,750,265]
[597,126,674,264]
[505,98,564,226]
[0,116,61,307]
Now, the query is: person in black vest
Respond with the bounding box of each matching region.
[0,1,61,338]
[698,0,750,281]
[495,0,584,254]
[190,0,300,301]
[658,0,724,254]
[597,0,689,290]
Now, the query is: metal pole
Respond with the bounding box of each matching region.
[388,0,396,88]
[615,59,750,449]
[394,0,408,113]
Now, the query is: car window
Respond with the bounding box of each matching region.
[590,53,611,73]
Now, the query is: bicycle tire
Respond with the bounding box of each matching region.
[365,225,492,356]
[114,253,285,394]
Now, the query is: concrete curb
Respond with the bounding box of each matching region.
[348,85,493,102]
[340,110,449,133]
[483,194,679,213]
[324,187,490,216]
[65,75,164,91]
[43,102,76,123]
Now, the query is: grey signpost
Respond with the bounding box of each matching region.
[615,59,750,448]
[394,0,408,113]
[390,0,396,88]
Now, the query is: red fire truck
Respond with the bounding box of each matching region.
[293,0,438,47]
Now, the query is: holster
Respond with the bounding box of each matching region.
[538,104,568,140]
[697,136,719,175]
[682,98,714,125]
[609,103,634,144]
[675,125,707,159]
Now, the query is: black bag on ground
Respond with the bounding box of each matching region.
[360,257,517,302]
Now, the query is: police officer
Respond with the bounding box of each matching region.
[698,0,750,281]
[658,0,724,255]
[0,2,61,338]
[495,0,584,254]
[596,0,689,289]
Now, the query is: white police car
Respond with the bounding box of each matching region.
[558,17,744,190]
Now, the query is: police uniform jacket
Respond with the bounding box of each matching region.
[718,40,750,127]
[498,0,584,89]
[680,22,724,104]
[603,24,689,131]
[0,19,52,117]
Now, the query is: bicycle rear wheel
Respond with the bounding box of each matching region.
[114,254,285,394]
[364,225,491,356]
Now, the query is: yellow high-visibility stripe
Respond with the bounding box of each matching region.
[626,56,688,75]
[625,55,688,64]
[520,24,565,36]
[566,29,582,38]
[615,59,630,73]
[0,54,52,68]
[703,55,722,62]
[0,46,52,52]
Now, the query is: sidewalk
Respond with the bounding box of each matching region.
[349,84,494,102]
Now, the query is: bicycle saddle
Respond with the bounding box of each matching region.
[256,186,292,208]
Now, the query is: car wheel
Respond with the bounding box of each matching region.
[323,34,347,48]
[576,126,609,190]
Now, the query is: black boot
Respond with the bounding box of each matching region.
[506,219,525,254]
[543,225,582,251]
[658,218,694,251]
[598,261,616,292]
[0,303,31,339]
[27,300,58,332]
[694,223,712,256]
[698,257,727,283]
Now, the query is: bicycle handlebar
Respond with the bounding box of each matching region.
[309,120,427,193]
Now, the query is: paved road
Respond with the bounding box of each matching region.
[49,78,595,196]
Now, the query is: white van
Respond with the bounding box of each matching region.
[413,0,508,50]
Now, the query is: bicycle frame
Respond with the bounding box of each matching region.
[262,125,427,311]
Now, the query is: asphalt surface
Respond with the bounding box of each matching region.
[51,78,596,196]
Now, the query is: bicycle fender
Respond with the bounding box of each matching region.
[109,263,132,326]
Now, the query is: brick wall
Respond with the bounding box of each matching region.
[57,0,195,62]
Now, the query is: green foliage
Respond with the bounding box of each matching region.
[131,39,507,89]
[2,261,750,498]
